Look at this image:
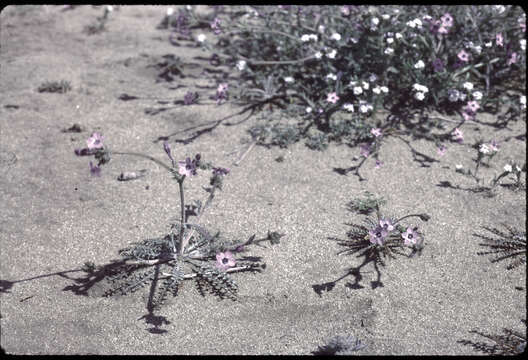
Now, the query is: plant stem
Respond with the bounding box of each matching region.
[393,213,430,225]
[178,177,186,255]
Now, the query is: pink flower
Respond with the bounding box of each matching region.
[370,128,382,137]
[452,128,464,142]
[440,13,453,27]
[457,50,469,62]
[462,110,474,122]
[327,92,339,104]
[216,251,236,270]
[507,52,518,66]
[496,33,503,47]
[402,227,419,246]
[86,132,104,149]
[489,139,500,152]
[438,25,449,34]
[466,101,480,113]
[359,143,371,157]
[379,218,394,232]
[437,144,447,156]
[368,226,388,245]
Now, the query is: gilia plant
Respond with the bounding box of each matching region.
[474,223,526,270]
[316,200,429,292]
[74,132,282,309]
[173,5,525,172]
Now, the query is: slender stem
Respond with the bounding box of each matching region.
[159,265,257,279]
[111,151,173,173]
[178,177,186,254]
[393,213,429,225]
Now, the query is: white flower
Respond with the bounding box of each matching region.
[473,45,482,54]
[326,73,337,81]
[362,81,369,90]
[395,32,403,39]
[504,164,513,172]
[380,86,388,93]
[479,144,490,154]
[455,164,464,170]
[331,33,341,41]
[167,7,174,16]
[484,41,493,48]
[236,60,246,71]
[106,5,113,12]
[386,37,394,44]
[318,25,325,33]
[384,47,394,55]
[301,34,310,42]
[349,37,358,44]
[515,165,522,172]
[472,91,483,100]
[327,49,337,59]
[197,34,206,42]
[309,34,318,41]
[314,51,323,59]
[371,17,379,25]
[186,5,192,11]
[359,104,369,113]
[413,83,428,93]
[382,14,390,20]
[414,19,423,28]
[373,86,381,95]
[306,107,312,113]
[393,9,400,14]
[284,76,294,83]
[521,95,526,109]
[349,80,357,87]
[414,60,425,69]
[463,82,474,91]
[415,92,425,101]
[520,39,526,51]
[343,103,355,112]
[353,86,363,95]
[494,5,506,14]
[423,15,432,21]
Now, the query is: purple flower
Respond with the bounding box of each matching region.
[437,144,447,156]
[215,83,228,105]
[371,128,382,137]
[178,157,197,177]
[379,218,394,232]
[489,139,500,152]
[374,160,383,169]
[163,141,176,167]
[327,92,339,104]
[432,58,444,72]
[210,17,222,34]
[496,33,503,47]
[360,143,371,158]
[89,161,101,177]
[466,100,480,113]
[184,91,197,105]
[216,251,236,270]
[368,226,388,245]
[452,128,464,143]
[440,13,453,27]
[212,167,230,176]
[457,50,470,62]
[402,227,419,246]
[86,132,104,150]
[507,52,518,66]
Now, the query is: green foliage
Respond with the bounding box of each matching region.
[347,191,386,215]
[475,224,526,270]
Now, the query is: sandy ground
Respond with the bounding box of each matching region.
[0,5,526,355]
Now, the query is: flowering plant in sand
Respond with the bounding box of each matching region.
[167,5,526,155]
[73,133,282,312]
